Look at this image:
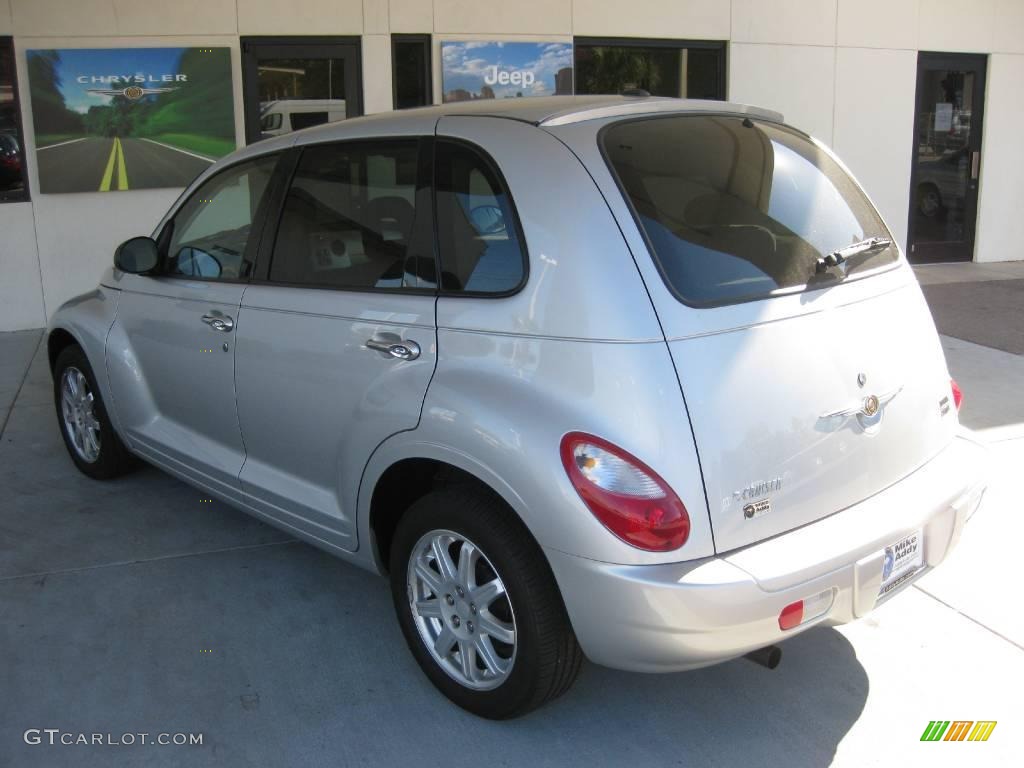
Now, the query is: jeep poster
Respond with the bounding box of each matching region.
[441,42,573,103]
[26,47,235,193]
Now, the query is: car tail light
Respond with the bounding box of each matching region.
[778,589,834,631]
[559,432,689,551]
[950,378,963,411]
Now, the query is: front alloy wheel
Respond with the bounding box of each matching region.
[407,529,517,691]
[53,344,134,479]
[60,366,102,463]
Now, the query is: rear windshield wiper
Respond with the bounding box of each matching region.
[815,236,892,275]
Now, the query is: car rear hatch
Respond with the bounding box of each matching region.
[593,113,960,553]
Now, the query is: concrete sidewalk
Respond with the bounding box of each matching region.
[2,269,1022,767]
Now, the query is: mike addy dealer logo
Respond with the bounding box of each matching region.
[920,720,997,742]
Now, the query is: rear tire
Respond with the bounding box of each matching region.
[53,345,135,480]
[390,484,583,719]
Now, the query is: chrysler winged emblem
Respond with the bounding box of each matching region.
[87,86,178,100]
[820,386,903,430]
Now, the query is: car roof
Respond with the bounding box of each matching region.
[215,95,788,175]
[361,94,784,127]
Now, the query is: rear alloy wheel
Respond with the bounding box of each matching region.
[390,485,582,719]
[407,529,517,691]
[53,345,135,480]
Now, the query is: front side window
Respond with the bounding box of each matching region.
[0,37,28,201]
[603,116,897,306]
[163,155,279,280]
[435,141,526,294]
[270,140,429,290]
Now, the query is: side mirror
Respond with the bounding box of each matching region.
[114,236,160,274]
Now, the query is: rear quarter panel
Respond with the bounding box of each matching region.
[360,331,716,566]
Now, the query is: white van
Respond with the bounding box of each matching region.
[259,99,347,138]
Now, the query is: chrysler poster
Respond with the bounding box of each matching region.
[26,47,235,194]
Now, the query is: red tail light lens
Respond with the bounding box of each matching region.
[950,378,963,411]
[560,432,689,551]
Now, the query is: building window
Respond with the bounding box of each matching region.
[241,37,363,145]
[0,37,28,201]
[574,38,726,100]
[392,35,432,110]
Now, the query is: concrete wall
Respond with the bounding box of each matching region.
[1,0,1023,331]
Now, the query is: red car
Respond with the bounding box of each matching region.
[0,133,23,189]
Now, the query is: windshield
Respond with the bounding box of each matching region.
[602,115,897,306]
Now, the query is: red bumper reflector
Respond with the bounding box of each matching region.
[778,600,804,631]
[950,378,963,411]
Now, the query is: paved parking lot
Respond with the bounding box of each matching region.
[2,267,1022,767]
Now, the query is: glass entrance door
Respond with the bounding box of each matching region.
[907,52,987,262]
[241,37,362,145]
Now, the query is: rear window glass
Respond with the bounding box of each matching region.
[602,115,897,306]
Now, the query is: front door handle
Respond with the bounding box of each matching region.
[366,337,420,361]
[201,310,234,332]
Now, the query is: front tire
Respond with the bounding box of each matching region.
[53,345,134,480]
[390,484,582,719]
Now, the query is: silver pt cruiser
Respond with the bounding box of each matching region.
[49,96,987,718]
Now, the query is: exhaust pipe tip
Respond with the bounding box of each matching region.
[744,645,782,670]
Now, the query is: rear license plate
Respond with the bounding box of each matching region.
[879,529,924,597]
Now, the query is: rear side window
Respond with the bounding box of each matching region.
[270,140,431,290]
[435,140,526,294]
[603,116,897,306]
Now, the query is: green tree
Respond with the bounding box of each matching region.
[136,48,234,141]
[26,51,84,135]
[576,47,667,95]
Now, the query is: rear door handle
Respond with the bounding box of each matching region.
[201,310,234,332]
[366,337,420,361]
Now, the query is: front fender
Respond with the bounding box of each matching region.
[48,286,122,434]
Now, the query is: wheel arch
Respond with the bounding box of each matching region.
[47,327,81,372]
[359,439,535,575]
[47,286,123,435]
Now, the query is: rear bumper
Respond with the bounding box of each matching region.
[546,433,987,672]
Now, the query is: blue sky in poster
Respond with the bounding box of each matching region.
[441,42,573,100]
[31,48,188,114]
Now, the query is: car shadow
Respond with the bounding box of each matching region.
[540,627,867,766]
[2,506,869,768]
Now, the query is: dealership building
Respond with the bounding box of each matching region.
[1,0,1022,332]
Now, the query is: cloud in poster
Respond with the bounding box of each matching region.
[441,41,573,101]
